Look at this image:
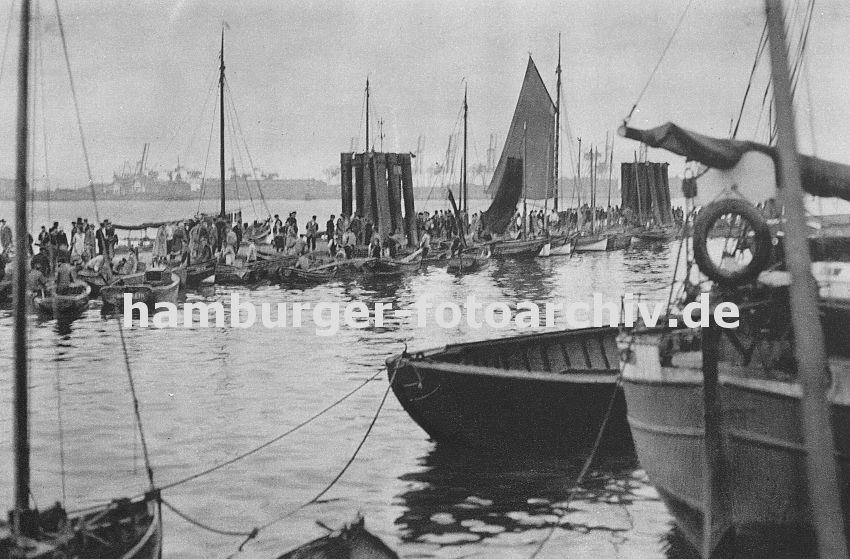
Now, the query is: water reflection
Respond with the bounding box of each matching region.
[394,446,647,547]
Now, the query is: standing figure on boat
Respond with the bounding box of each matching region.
[369,235,382,259]
[306,215,318,252]
[0,218,12,253]
[55,252,76,295]
[419,230,431,258]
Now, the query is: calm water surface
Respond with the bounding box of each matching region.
[0,199,692,558]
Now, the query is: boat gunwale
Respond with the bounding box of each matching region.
[392,356,617,383]
[389,325,619,363]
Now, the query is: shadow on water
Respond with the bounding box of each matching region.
[394,445,645,546]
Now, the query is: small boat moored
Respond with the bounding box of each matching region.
[387,326,633,456]
[33,280,91,317]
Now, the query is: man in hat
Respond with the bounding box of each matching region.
[0,218,11,254]
[96,221,107,255]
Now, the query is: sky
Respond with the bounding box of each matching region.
[0,0,849,189]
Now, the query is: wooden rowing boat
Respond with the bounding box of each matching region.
[278,265,338,285]
[33,280,91,316]
[445,251,490,274]
[386,326,633,455]
[361,259,405,278]
[101,270,180,310]
[487,237,548,258]
[78,267,145,297]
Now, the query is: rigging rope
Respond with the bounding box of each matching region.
[623,0,695,123]
[225,78,268,218]
[0,0,14,88]
[158,367,394,556]
[117,321,155,490]
[52,0,99,225]
[49,0,158,504]
[732,22,768,139]
[197,88,220,215]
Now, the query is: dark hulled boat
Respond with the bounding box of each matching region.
[386,326,632,455]
[278,265,337,285]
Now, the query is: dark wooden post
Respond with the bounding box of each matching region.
[701,321,734,557]
[373,153,392,239]
[340,152,353,217]
[354,153,364,216]
[400,153,417,247]
[362,153,374,223]
[386,153,403,234]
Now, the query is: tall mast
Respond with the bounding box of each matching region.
[13,0,31,527]
[576,137,582,210]
[765,1,849,557]
[522,121,528,238]
[591,146,597,234]
[607,136,614,210]
[365,77,370,152]
[219,27,226,217]
[554,33,561,212]
[462,84,468,221]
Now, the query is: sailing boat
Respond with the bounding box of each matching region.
[479,57,552,258]
[212,29,290,284]
[444,87,491,274]
[538,35,572,258]
[619,2,850,556]
[1,1,161,555]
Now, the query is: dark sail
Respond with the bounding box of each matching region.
[481,57,555,234]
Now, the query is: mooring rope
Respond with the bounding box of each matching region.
[526,373,625,559]
[157,367,396,556]
[155,367,387,493]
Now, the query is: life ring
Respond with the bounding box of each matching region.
[692,198,773,286]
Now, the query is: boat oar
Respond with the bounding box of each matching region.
[399,248,422,262]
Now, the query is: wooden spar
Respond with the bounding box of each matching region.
[765,1,850,558]
[701,322,734,557]
[554,33,561,212]
[365,77,370,152]
[462,84,468,225]
[576,136,582,210]
[591,146,596,234]
[13,0,31,526]
[522,121,528,238]
[607,132,613,209]
[608,139,614,210]
[219,27,226,217]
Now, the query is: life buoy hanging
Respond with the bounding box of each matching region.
[692,198,773,286]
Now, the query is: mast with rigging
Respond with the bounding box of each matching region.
[462,84,468,228]
[12,0,32,534]
[554,33,561,213]
[219,27,226,218]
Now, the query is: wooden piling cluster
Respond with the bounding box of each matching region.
[620,161,672,225]
[341,152,417,247]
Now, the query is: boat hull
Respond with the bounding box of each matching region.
[278,266,337,285]
[620,332,850,556]
[387,326,633,455]
[0,496,161,558]
[33,282,91,316]
[488,238,548,258]
[573,236,609,252]
[445,254,490,274]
